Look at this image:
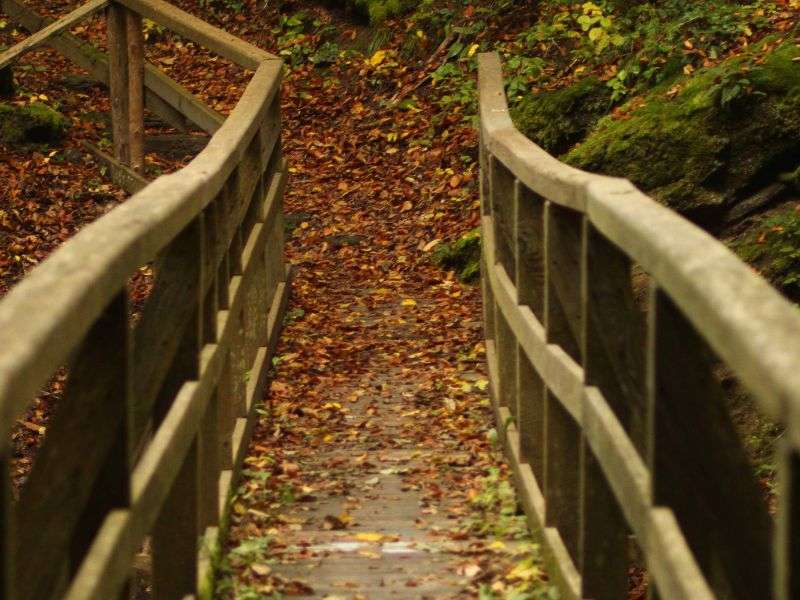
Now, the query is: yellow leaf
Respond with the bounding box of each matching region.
[467,43,480,57]
[507,562,541,582]
[401,298,417,307]
[369,49,387,67]
[354,532,385,542]
[475,379,489,391]
[233,502,246,515]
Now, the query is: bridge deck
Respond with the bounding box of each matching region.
[219,69,540,598]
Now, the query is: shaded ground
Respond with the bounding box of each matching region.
[216,7,554,599]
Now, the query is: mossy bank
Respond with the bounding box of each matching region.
[563,37,800,220]
[0,102,68,145]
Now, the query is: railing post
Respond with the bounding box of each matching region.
[775,439,800,599]
[106,3,130,165]
[1,444,14,600]
[479,135,495,345]
[152,217,204,599]
[646,284,772,600]
[514,182,546,478]
[198,200,221,536]
[489,158,519,427]
[543,201,583,564]
[13,290,132,600]
[107,2,144,172]
[579,219,630,599]
[126,10,145,174]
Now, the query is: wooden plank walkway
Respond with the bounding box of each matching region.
[217,56,549,599]
[222,275,541,598]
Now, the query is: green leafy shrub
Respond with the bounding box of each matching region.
[350,0,411,24]
[432,228,481,283]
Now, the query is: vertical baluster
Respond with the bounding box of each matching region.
[489,157,516,285]
[479,132,491,218]
[14,291,132,599]
[106,3,130,165]
[584,224,646,451]
[775,439,800,599]
[514,182,546,477]
[152,217,204,599]
[646,284,772,600]
[490,158,518,422]
[198,201,220,537]
[1,445,12,600]
[125,10,145,174]
[479,139,496,348]
[579,220,630,599]
[543,202,582,564]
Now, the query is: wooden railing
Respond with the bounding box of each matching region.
[0,2,287,598]
[479,51,800,600]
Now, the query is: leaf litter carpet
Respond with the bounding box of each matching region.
[219,41,552,600]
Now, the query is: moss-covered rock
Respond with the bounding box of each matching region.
[432,228,481,283]
[565,38,800,218]
[0,102,68,144]
[511,76,612,156]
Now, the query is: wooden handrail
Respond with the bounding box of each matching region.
[0,0,108,69]
[479,50,799,600]
[0,2,288,598]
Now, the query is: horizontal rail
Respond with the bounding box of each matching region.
[479,50,796,600]
[0,2,287,598]
[479,52,800,422]
[0,0,108,69]
[0,59,280,433]
[117,0,276,69]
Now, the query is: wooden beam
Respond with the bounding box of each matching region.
[126,11,145,174]
[0,0,224,134]
[106,3,130,164]
[82,141,149,194]
[0,0,108,70]
[116,0,276,69]
[15,291,131,600]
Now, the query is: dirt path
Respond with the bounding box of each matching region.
[217,22,552,600]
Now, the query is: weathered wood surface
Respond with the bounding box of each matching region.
[0,0,225,134]
[0,0,108,70]
[117,0,277,69]
[0,3,286,599]
[479,49,800,600]
[81,140,150,194]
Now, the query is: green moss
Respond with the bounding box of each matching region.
[733,206,800,298]
[0,102,68,144]
[349,0,410,23]
[432,228,481,283]
[565,38,800,216]
[511,76,612,155]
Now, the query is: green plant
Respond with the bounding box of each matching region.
[576,2,626,53]
[736,208,800,295]
[229,537,272,566]
[198,0,245,12]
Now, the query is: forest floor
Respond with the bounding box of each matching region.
[215,5,562,599]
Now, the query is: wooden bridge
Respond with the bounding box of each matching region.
[0,2,800,599]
